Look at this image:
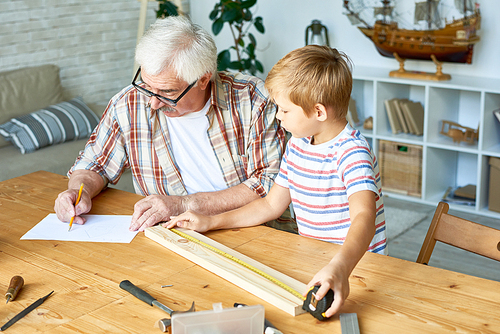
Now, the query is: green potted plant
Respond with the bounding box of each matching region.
[209,0,265,75]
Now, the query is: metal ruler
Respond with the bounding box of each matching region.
[170,228,305,301]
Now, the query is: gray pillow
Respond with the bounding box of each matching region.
[0,65,65,148]
[0,98,99,154]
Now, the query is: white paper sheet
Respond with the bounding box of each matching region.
[21,214,138,243]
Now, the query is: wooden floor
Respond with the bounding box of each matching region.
[385,197,500,282]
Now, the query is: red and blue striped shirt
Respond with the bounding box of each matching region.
[275,125,387,254]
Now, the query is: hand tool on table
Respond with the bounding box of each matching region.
[119,280,195,316]
[302,285,335,321]
[234,303,283,334]
[0,291,54,332]
[339,313,361,334]
[68,183,84,232]
[5,276,24,304]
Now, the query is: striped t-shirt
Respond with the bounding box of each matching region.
[275,124,387,254]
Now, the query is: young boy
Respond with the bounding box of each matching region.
[166,45,386,317]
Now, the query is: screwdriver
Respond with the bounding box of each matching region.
[5,276,24,304]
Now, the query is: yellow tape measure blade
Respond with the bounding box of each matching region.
[170,228,305,301]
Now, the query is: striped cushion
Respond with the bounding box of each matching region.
[0,98,99,154]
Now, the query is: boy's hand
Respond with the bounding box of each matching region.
[305,260,350,318]
[165,210,215,233]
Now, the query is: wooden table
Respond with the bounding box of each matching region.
[1,171,499,333]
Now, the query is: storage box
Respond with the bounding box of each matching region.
[378,140,422,197]
[488,157,500,213]
[171,303,264,334]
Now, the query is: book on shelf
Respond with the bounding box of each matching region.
[401,100,424,136]
[384,99,402,134]
[393,98,410,133]
[454,184,476,200]
[347,98,361,127]
[493,108,500,124]
[442,186,476,206]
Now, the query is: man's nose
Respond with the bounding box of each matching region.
[149,95,166,110]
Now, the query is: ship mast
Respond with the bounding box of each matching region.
[381,0,391,23]
[427,0,432,29]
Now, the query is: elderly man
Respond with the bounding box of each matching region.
[54,16,290,232]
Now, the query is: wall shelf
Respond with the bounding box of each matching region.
[352,66,500,218]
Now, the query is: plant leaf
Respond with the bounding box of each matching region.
[243,9,253,21]
[241,0,257,9]
[217,50,231,71]
[244,58,252,69]
[254,17,265,33]
[246,43,255,57]
[222,8,239,22]
[255,60,264,73]
[209,9,219,20]
[229,61,243,70]
[248,33,256,47]
[212,18,224,35]
[156,1,179,18]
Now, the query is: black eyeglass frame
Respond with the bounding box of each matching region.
[132,67,196,107]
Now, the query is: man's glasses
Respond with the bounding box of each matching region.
[132,67,196,107]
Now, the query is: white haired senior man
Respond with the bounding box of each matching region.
[54,16,291,232]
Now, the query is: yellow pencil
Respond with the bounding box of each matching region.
[68,183,84,232]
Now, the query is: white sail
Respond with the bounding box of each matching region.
[414,0,441,27]
[374,6,393,18]
[346,13,362,25]
[455,0,475,14]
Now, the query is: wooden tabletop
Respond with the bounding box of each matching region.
[1,171,499,333]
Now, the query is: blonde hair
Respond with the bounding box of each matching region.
[265,45,352,119]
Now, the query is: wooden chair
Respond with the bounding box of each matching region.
[416,202,500,265]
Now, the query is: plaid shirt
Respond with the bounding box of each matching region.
[70,72,286,197]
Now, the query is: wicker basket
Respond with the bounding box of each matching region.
[378,140,422,197]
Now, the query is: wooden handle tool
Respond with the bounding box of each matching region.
[5,276,24,304]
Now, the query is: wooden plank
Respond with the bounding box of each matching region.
[145,226,307,316]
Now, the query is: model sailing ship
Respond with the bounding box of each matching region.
[344,0,481,79]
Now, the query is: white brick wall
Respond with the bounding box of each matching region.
[0,0,158,106]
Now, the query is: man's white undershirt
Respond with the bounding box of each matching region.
[166,99,228,194]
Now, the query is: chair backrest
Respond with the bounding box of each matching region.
[417,202,500,265]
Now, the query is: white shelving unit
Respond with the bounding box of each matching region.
[352,66,500,218]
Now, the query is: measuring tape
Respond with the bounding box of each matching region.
[170,228,306,301]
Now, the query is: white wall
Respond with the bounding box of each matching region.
[190,0,500,80]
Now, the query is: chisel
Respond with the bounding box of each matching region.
[5,276,24,304]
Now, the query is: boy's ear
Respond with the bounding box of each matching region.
[314,103,328,122]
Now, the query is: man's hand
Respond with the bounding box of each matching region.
[305,259,350,318]
[54,187,92,226]
[54,169,105,226]
[165,210,215,233]
[130,194,187,231]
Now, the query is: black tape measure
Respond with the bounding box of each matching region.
[302,285,334,321]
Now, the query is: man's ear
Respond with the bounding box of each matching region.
[314,103,328,122]
[198,72,212,90]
